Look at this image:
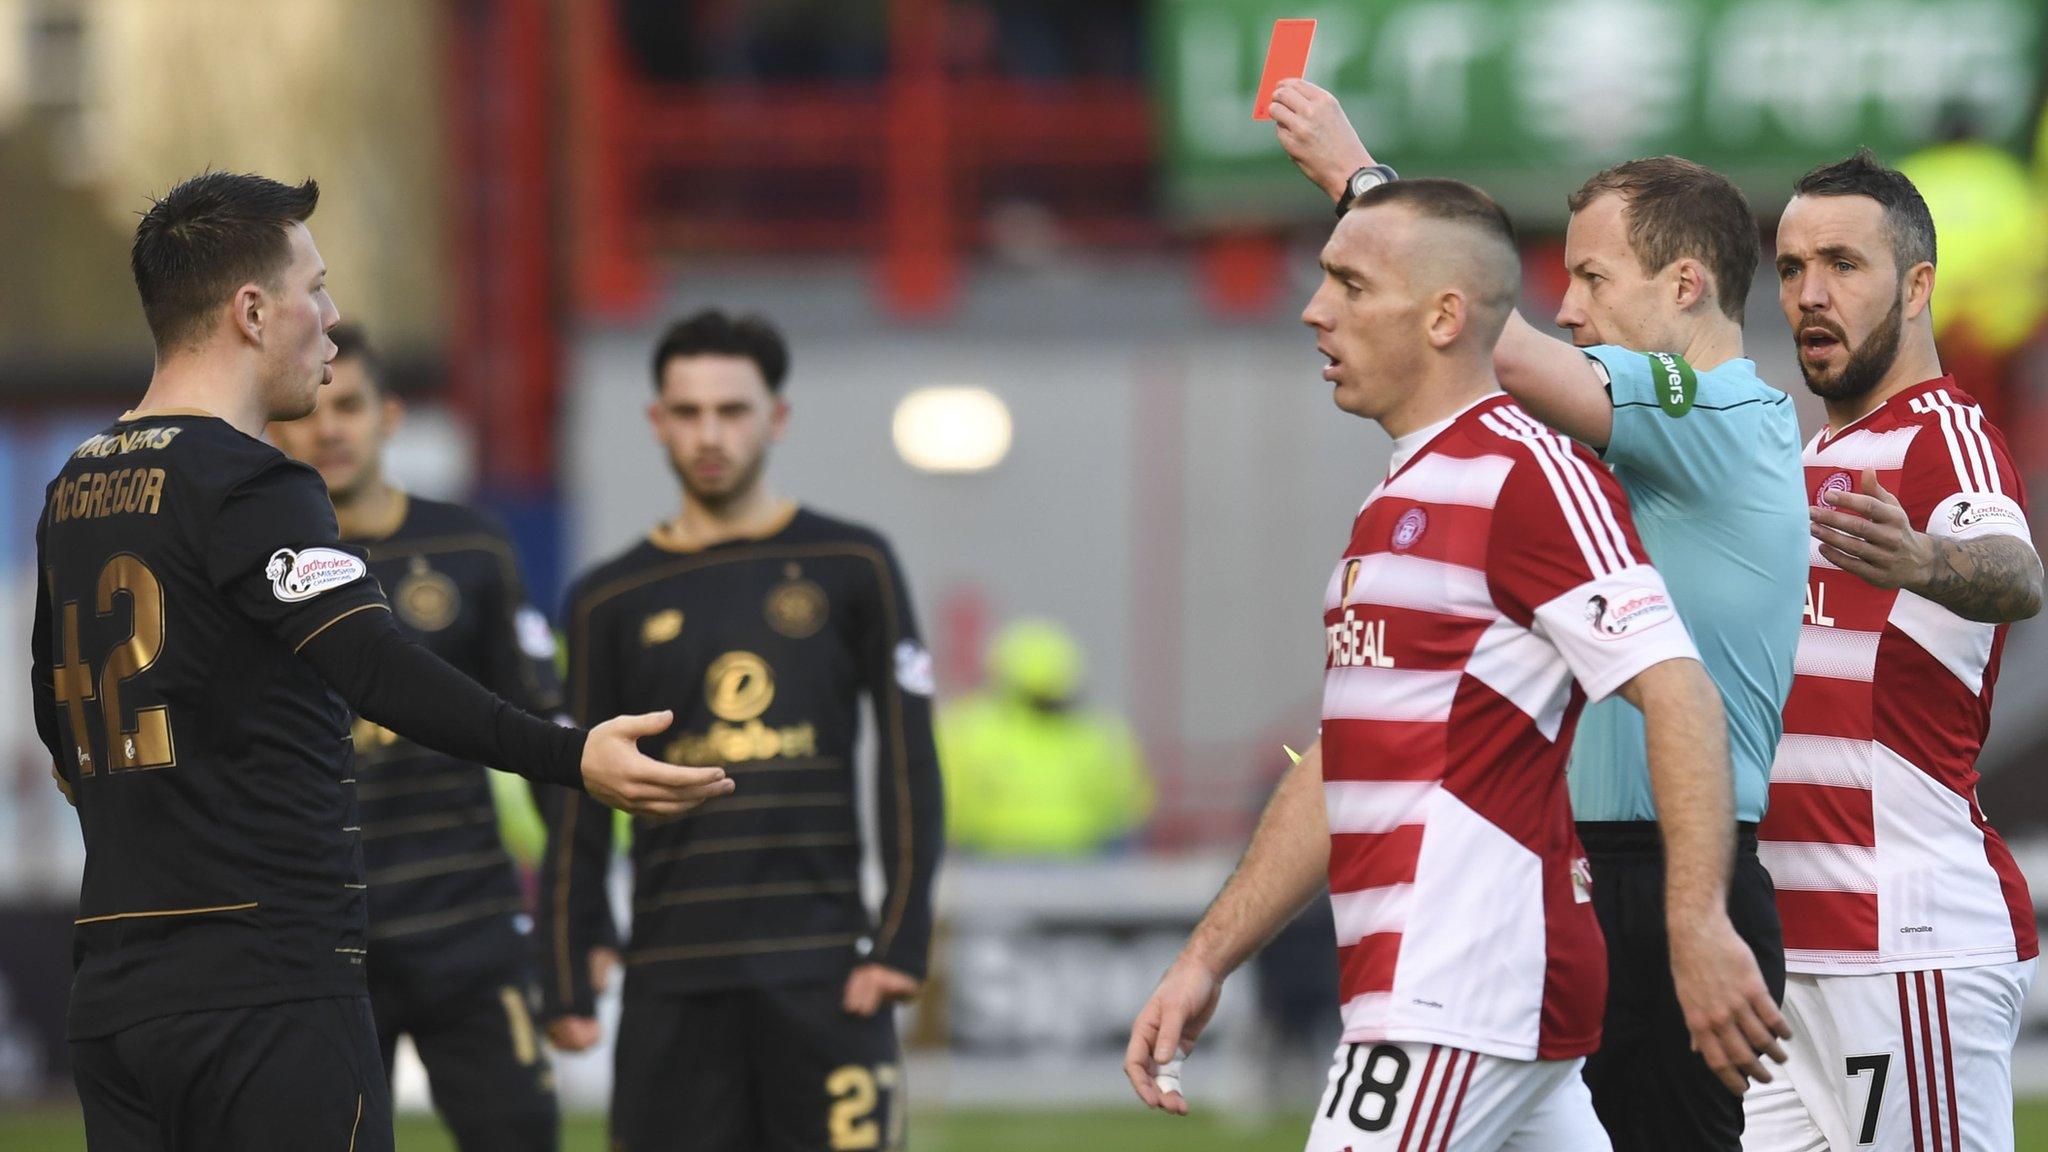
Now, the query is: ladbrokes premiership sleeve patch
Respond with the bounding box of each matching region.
[1925,491,2032,545]
[266,547,369,602]
[893,638,934,696]
[515,605,559,660]
[1532,563,1701,704]
[209,459,385,647]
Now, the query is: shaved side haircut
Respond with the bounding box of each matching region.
[1353,178,1522,343]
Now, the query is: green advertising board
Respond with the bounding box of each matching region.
[1152,0,2045,225]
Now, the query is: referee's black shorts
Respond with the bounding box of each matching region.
[1578,820,1786,1152]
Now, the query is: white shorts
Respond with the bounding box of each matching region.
[1743,958,2034,1152]
[1303,1040,1610,1152]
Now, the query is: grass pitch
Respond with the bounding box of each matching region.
[3,1104,2048,1150]
[0,1107,1288,1150]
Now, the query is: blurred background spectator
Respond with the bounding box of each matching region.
[938,619,1153,856]
[1897,115,2048,451]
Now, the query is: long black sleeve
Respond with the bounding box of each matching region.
[859,538,943,979]
[538,576,621,1020]
[29,521,66,782]
[297,603,587,790]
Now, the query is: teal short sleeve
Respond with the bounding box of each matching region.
[1566,347,1805,824]
[1590,345,1741,505]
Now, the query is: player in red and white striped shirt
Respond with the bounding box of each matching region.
[1744,152,2043,1152]
[1124,179,1786,1151]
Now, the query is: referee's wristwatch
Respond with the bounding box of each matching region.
[1335,163,1400,215]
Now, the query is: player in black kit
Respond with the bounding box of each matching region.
[28,172,732,1152]
[540,311,943,1152]
[272,324,562,1152]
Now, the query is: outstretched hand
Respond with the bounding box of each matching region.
[1268,78,1375,201]
[581,711,733,820]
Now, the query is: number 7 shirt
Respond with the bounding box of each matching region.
[1321,394,1700,1061]
[1761,377,2038,974]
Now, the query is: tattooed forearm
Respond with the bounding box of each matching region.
[1914,534,2044,623]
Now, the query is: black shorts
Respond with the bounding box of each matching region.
[611,979,903,1152]
[369,965,558,1152]
[1579,821,1787,1152]
[72,995,393,1152]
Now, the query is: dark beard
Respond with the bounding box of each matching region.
[1799,291,1904,403]
[672,449,768,511]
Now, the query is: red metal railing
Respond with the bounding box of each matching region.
[443,0,557,491]
[568,0,1158,319]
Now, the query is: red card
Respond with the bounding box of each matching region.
[1252,19,1316,121]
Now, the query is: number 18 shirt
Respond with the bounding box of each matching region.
[1321,394,1700,1061]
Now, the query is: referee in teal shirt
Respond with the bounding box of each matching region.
[1276,89,1807,1152]
[1509,170,1807,1152]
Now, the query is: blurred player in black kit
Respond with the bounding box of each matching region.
[540,311,944,1152]
[272,324,562,1152]
[29,172,732,1152]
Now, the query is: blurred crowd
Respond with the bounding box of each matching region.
[617,0,1144,81]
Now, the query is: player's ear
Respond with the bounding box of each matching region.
[1426,290,1466,349]
[769,396,791,442]
[1902,260,1936,323]
[233,282,267,346]
[645,398,666,439]
[1671,258,1710,314]
[379,393,405,436]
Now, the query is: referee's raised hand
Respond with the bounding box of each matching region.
[581,710,734,820]
[1268,78,1373,201]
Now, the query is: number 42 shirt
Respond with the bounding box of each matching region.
[31,411,387,1040]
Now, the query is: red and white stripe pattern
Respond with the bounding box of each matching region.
[1894,970,1963,1152]
[1763,379,2038,973]
[1322,395,1696,1062]
[1913,390,2004,498]
[1396,1045,1481,1152]
[1478,406,1639,577]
